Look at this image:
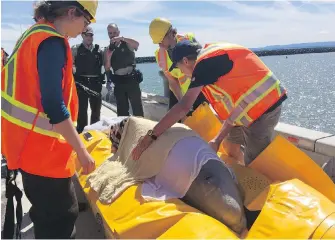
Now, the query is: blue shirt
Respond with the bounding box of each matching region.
[37,37,70,124]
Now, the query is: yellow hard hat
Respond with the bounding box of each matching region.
[149,18,172,44]
[77,0,99,23]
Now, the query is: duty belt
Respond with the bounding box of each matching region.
[75,82,101,98]
[76,75,100,83]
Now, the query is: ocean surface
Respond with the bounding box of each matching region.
[136,52,335,134]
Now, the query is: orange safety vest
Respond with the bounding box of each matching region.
[197,42,287,127]
[1,22,78,178]
[155,33,195,95]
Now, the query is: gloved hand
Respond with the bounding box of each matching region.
[100,73,107,84]
[107,81,113,91]
[101,78,106,84]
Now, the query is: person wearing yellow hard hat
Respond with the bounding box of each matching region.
[149,17,208,115]
[1,0,98,238]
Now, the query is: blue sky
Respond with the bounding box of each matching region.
[1,0,334,57]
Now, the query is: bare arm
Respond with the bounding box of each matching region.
[123,37,139,51]
[153,86,203,136]
[213,121,234,144]
[54,119,87,154]
[131,86,203,160]
[104,47,113,73]
[156,47,183,100]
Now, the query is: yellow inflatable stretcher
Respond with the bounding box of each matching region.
[74,130,335,239]
[75,130,239,239]
[185,102,335,202]
[72,102,335,238]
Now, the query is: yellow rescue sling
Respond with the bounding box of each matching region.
[184,102,335,203]
[74,130,335,239]
[247,179,335,239]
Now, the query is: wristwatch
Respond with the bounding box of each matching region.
[147,130,157,140]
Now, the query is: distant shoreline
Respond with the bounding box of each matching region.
[135,47,335,64]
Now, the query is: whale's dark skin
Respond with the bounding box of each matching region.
[182,160,246,234]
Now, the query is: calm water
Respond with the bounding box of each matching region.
[136,52,335,134]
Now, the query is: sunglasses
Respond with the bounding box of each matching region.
[76,7,91,27]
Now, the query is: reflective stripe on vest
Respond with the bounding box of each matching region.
[205,84,234,114]
[155,33,194,95]
[229,72,285,126]
[1,24,75,139]
[1,92,63,139]
[3,58,15,98]
[66,73,77,127]
[157,48,169,72]
[206,72,284,126]
[197,42,244,63]
[199,42,285,127]
[5,24,62,98]
[156,49,190,95]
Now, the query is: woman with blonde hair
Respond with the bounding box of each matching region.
[1,1,98,238]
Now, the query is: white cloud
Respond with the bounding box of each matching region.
[319,30,329,35]
[95,1,163,22]
[191,0,335,47]
[1,0,335,57]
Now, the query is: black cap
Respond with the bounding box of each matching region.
[169,40,201,72]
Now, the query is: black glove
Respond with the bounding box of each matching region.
[100,73,106,84]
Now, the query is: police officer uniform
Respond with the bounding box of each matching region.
[72,27,105,133]
[106,40,144,117]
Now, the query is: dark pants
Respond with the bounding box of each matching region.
[21,170,78,239]
[182,160,246,234]
[114,82,144,117]
[76,79,102,133]
[168,89,179,110]
[168,89,208,115]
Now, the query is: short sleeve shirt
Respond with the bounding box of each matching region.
[189,54,234,89]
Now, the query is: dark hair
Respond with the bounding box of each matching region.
[185,48,201,61]
[33,1,84,23]
[171,27,177,36]
[185,54,198,61]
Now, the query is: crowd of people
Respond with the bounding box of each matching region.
[1,0,289,238]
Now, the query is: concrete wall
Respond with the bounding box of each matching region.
[101,88,335,176]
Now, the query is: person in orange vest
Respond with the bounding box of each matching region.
[1,0,98,238]
[149,18,208,114]
[132,40,288,167]
[1,47,9,68]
